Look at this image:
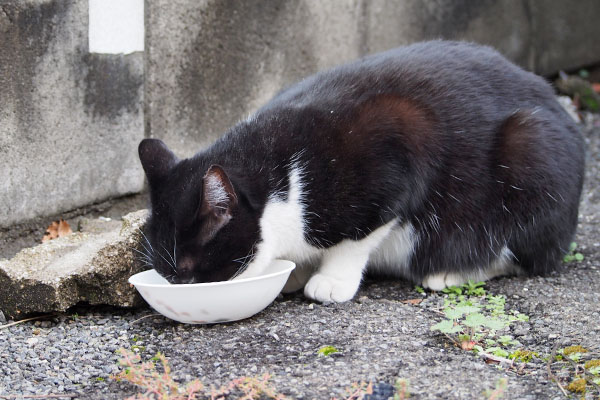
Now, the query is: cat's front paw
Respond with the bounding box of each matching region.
[304,273,360,303]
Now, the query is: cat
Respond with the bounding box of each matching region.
[138,40,585,303]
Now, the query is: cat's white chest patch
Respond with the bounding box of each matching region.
[236,164,322,279]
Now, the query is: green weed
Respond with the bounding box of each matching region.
[431,282,529,358]
[318,345,340,357]
[563,242,584,263]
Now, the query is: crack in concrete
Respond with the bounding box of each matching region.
[0,5,13,24]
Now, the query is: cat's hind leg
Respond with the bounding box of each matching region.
[304,220,396,302]
[422,247,521,290]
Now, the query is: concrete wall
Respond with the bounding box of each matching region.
[2,0,600,228]
[0,1,144,228]
[146,0,600,158]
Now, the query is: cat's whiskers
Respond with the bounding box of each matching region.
[545,191,559,203]
[161,245,176,268]
[137,228,156,260]
[158,247,177,273]
[131,247,154,266]
[173,234,177,269]
[232,254,254,263]
[137,239,154,261]
[229,241,258,280]
[131,250,153,268]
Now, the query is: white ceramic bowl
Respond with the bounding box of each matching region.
[128,259,296,324]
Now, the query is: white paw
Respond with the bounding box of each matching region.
[304,273,360,303]
[422,272,468,291]
[422,273,446,291]
[444,272,467,287]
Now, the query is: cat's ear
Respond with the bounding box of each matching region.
[198,165,238,244]
[138,139,178,184]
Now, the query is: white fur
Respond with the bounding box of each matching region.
[235,162,402,302]
[367,222,417,278]
[304,219,396,302]
[422,246,520,290]
[235,165,321,280]
[282,222,418,297]
[205,174,229,207]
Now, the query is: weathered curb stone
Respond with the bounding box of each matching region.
[0,210,149,319]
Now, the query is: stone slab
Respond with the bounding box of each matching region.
[0,210,148,318]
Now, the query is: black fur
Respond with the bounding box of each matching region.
[139,40,585,287]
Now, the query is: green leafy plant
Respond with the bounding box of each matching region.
[561,345,589,362]
[441,280,486,302]
[318,345,340,357]
[563,242,584,263]
[584,359,600,370]
[548,345,600,396]
[462,280,486,296]
[567,378,587,394]
[131,345,146,353]
[431,284,529,357]
[485,347,509,358]
[441,285,463,297]
[508,350,538,363]
[414,285,425,294]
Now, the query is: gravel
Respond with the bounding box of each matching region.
[0,112,599,399]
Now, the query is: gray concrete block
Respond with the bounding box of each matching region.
[0,210,148,318]
[145,0,364,157]
[146,0,600,158]
[0,1,144,228]
[531,0,600,75]
[359,0,532,68]
[3,0,600,229]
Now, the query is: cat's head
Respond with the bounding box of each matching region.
[138,138,260,284]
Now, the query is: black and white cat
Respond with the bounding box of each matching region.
[138,40,585,303]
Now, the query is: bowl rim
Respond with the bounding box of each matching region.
[128,259,296,288]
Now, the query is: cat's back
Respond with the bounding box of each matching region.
[265,40,557,122]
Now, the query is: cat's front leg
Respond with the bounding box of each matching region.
[304,244,369,302]
[304,221,396,302]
